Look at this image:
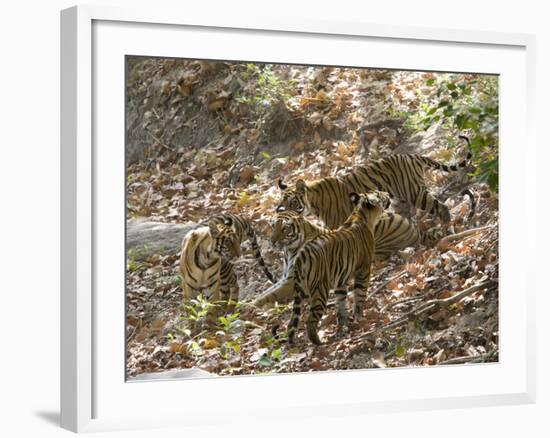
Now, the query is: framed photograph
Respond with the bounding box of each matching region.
[61,5,536,433]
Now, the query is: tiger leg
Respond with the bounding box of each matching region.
[306,287,329,345]
[202,275,223,325]
[287,283,306,344]
[182,281,196,301]
[352,268,371,321]
[334,288,349,331]
[414,187,450,223]
[220,258,238,308]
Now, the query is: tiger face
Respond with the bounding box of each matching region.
[276,179,308,214]
[270,211,304,251]
[208,218,241,259]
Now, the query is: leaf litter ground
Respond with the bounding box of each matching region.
[125,60,498,378]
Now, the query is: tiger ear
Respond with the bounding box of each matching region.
[208,221,219,237]
[278,179,288,190]
[223,216,233,226]
[349,192,360,206]
[296,179,306,193]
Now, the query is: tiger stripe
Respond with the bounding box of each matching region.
[279,191,390,345]
[277,138,471,228]
[180,213,273,304]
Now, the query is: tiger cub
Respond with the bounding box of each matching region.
[179,214,273,304]
[277,138,471,228]
[272,210,434,268]
[206,214,274,283]
[252,210,431,308]
[374,212,436,259]
[282,190,390,345]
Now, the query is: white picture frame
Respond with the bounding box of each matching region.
[60,5,536,433]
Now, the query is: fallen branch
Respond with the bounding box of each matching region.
[438,351,497,365]
[366,269,407,301]
[381,295,423,312]
[437,224,495,248]
[249,279,295,308]
[358,279,498,339]
[146,130,175,153]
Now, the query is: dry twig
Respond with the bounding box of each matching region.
[146,130,175,152]
[366,269,407,300]
[358,279,498,340]
[438,351,497,365]
[437,224,495,248]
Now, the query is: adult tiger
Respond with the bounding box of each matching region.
[251,209,433,308]
[179,214,273,304]
[374,212,438,259]
[277,138,471,228]
[280,190,390,345]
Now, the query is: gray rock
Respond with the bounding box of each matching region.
[126,219,196,259]
[128,367,215,382]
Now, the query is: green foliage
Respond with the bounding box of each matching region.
[217,309,241,333]
[255,329,286,368]
[270,302,290,316]
[126,246,150,272]
[408,74,499,191]
[181,294,216,323]
[395,344,405,358]
[127,246,151,262]
[260,150,289,165]
[236,64,293,116]
[126,258,142,273]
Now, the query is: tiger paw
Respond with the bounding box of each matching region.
[336,309,350,329]
[352,306,364,322]
[306,323,323,345]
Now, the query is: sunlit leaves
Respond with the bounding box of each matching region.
[417,74,499,191]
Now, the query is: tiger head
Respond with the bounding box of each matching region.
[270,210,305,251]
[276,179,308,214]
[208,216,241,259]
[348,191,391,225]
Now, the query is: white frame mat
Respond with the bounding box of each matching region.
[61,5,536,433]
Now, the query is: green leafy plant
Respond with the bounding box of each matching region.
[219,338,241,360]
[260,150,289,165]
[180,294,217,324]
[406,74,499,191]
[218,309,241,333]
[126,246,150,272]
[236,64,292,107]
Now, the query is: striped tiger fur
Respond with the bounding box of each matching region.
[180,214,273,303]
[206,214,274,284]
[374,212,434,259]
[277,138,471,228]
[271,210,433,274]
[282,190,391,345]
[252,210,432,309]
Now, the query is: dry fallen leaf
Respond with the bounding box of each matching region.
[202,339,220,350]
[151,319,164,335]
[125,61,500,379]
[168,342,188,354]
[239,166,255,185]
